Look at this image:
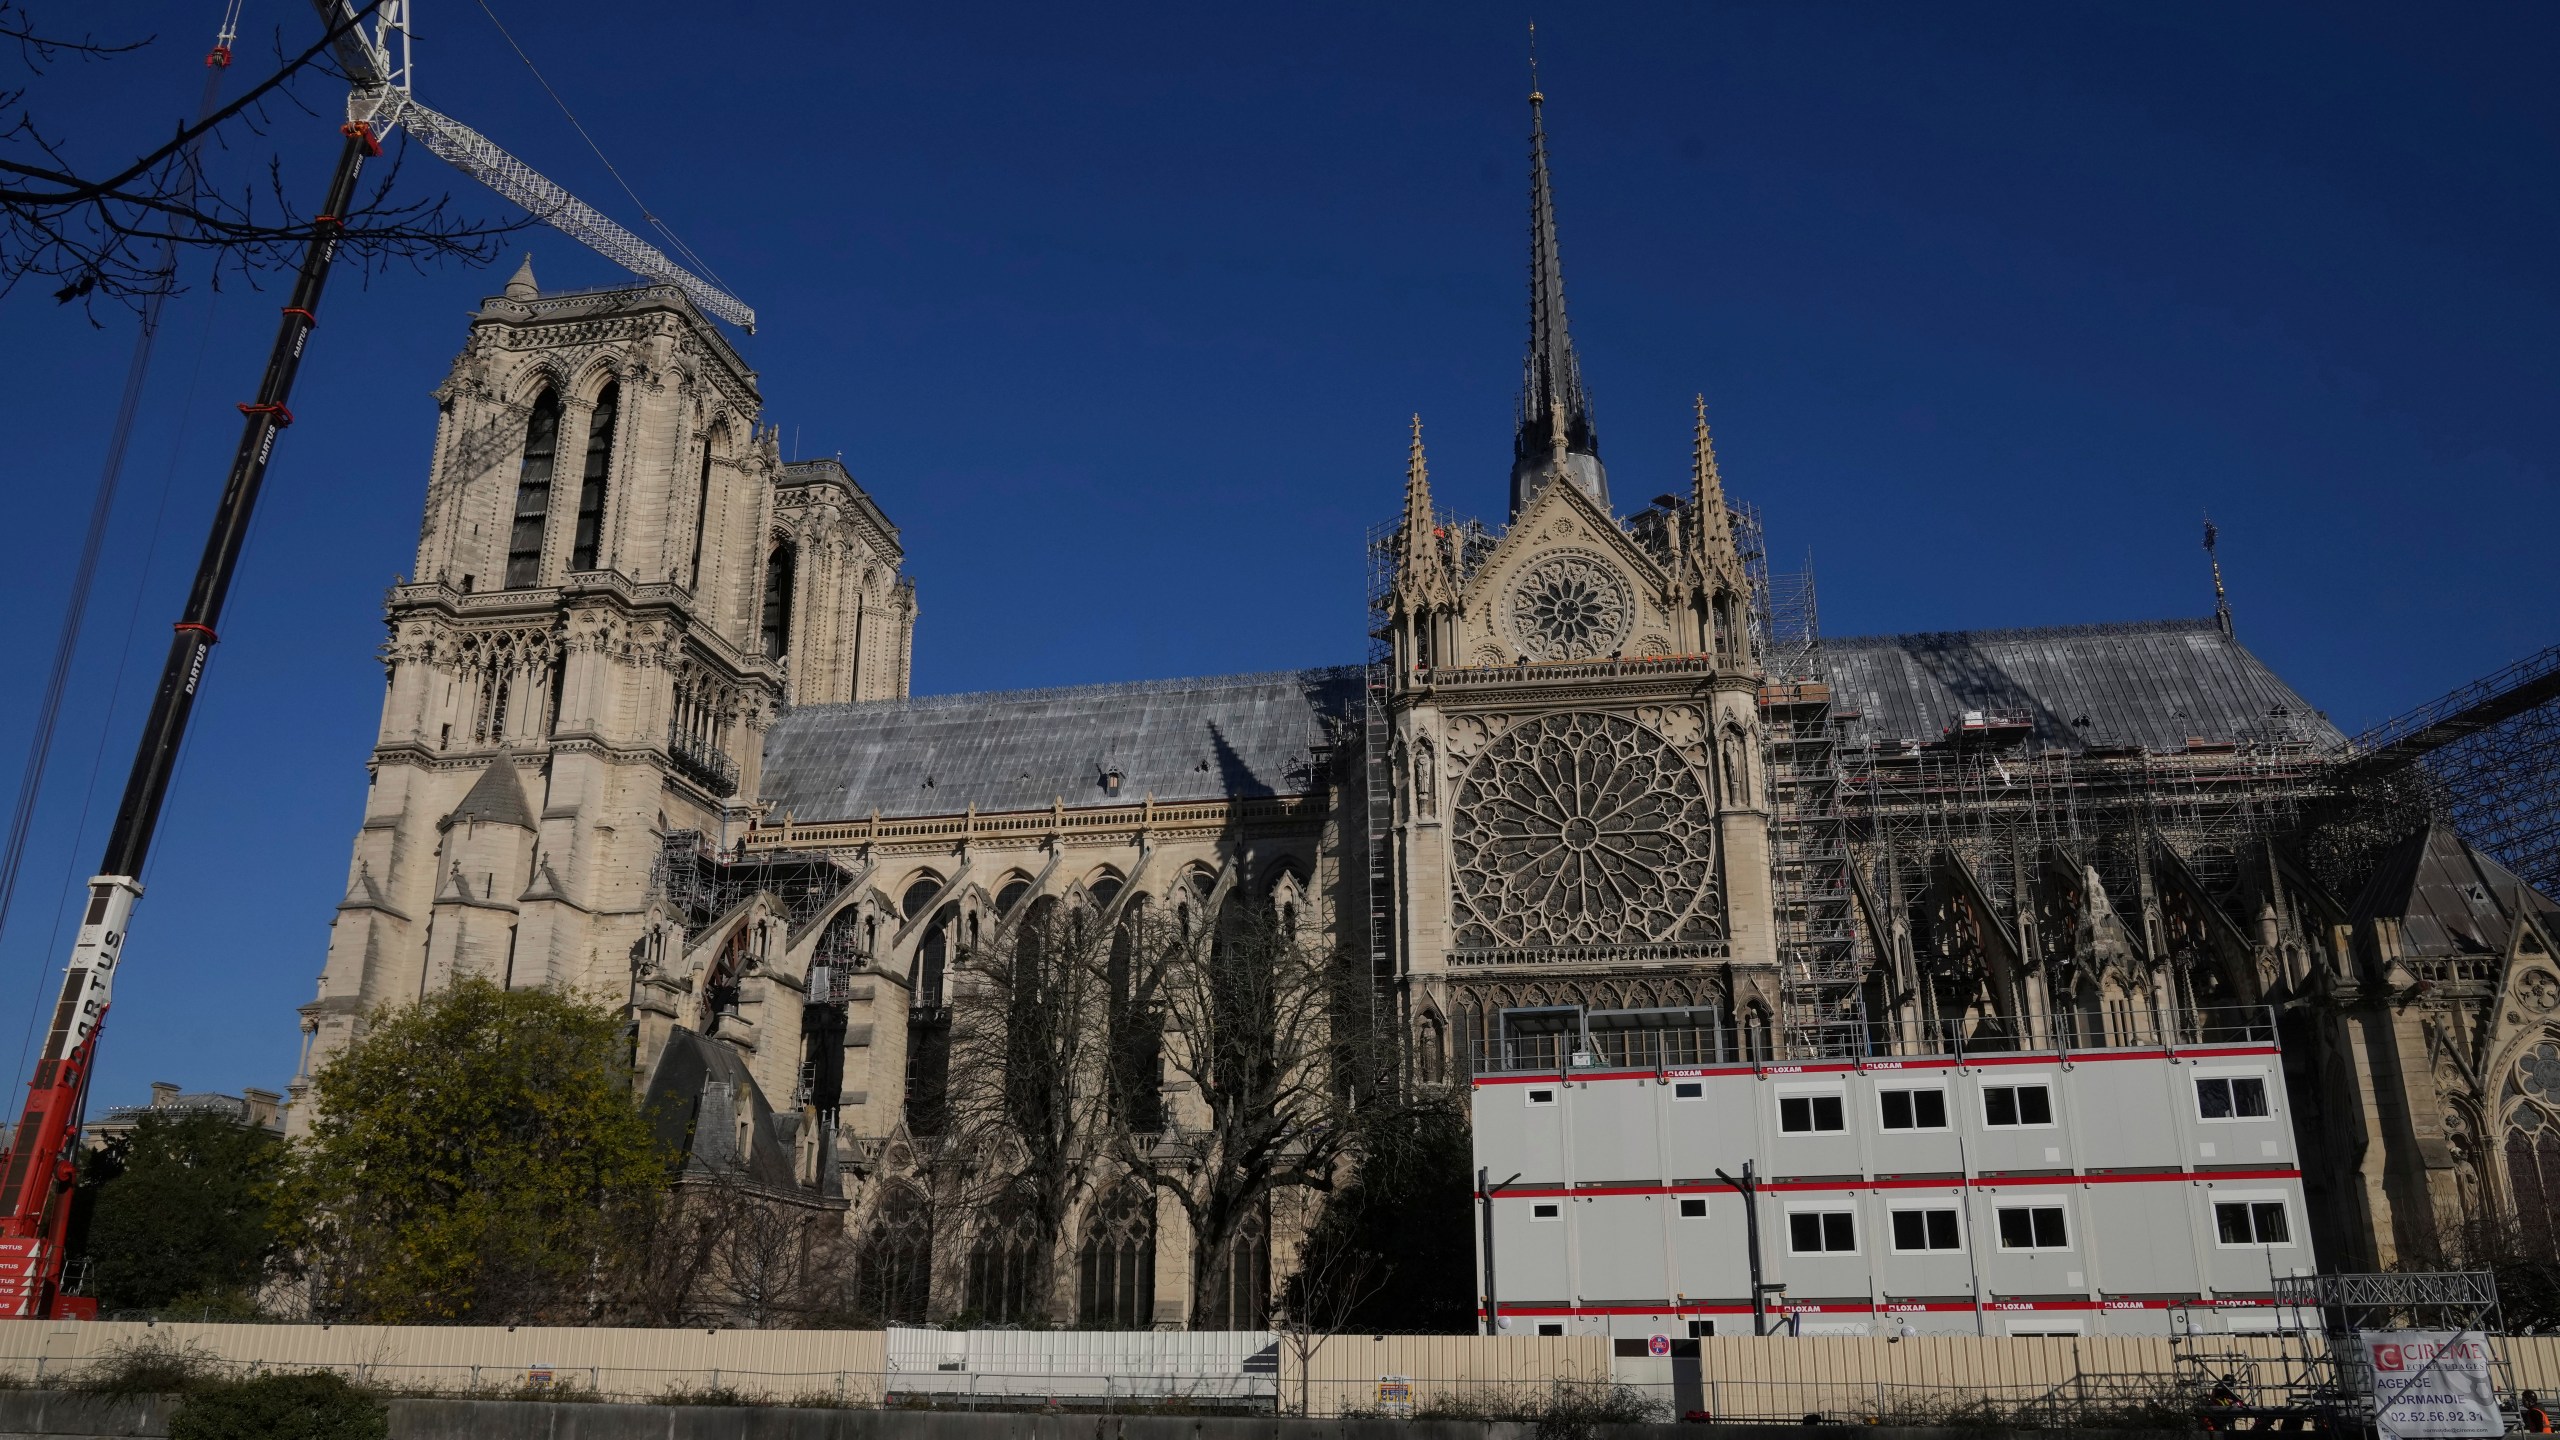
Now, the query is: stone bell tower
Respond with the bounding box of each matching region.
[290,260,909,1122]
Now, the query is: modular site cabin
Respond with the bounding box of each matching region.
[1470,1003,2316,1339]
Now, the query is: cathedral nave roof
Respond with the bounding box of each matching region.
[759,667,1363,822]
[1823,617,2343,755]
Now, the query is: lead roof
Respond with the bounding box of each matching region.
[760,667,1364,822]
[758,620,2338,823]
[1822,618,2342,754]
[2351,825,2560,955]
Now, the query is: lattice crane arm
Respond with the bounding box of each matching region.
[319,0,757,332]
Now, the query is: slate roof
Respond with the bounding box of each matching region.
[760,667,1365,822]
[641,1029,799,1189]
[1822,618,2342,753]
[441,752,536,830]
[2351,825,2560,955]
[758,620,2334,820]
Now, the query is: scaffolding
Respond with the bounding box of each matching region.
[651,831,861,940]
[1736,510,1869,1057]
[1840,723,2334,1052]
[1363,523,1398,1034]
[2259,1271,2515,1428]
[2344,640,2560,898]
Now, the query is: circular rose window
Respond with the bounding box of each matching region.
[1507,554,1632,662]
[1449,711,1722,957]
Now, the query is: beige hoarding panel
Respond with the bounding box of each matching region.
[0,1321,888,1403]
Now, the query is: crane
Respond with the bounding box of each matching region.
[322,1,756,331]
[0,1,753,1318]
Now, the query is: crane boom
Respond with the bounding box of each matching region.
[386,95,756,331]
[320,0,756,332]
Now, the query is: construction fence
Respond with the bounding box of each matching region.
[2,1322,2559,1419]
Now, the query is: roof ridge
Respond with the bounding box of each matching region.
[787,665,1365,717]
[1826,616,2224,649]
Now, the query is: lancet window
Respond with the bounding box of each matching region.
[687,432,717,588]
[965,1193,1044,1325]
[1076,1183,1156,1328]
[569,381,618,572]
[1196,1204,1270,1330]
[853,1184,934,1325]
[762,542,796,660]
[504,390,562,588]
[1107,894,1163,1132]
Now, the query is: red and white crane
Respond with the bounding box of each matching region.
[0,1,751,1318]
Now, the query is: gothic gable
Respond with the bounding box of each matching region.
[1454,476,1676,668]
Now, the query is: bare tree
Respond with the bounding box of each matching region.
[2,1,515,312]
[1113,878,1385,1328]
[945,890,1110,1321]
[1273,1220,1387,1414]
[608,1168,854,1329]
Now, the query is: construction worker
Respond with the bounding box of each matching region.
[2203,1376,2242,1432]
[2521,1390,2551,1433]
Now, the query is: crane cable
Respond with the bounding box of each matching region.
[471,0,740,299]
[0,34,236,1086]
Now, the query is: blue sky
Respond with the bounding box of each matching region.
[3,1,2554,1106]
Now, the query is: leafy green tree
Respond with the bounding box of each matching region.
[82,1111,281,1315]
[277,979,669,1323]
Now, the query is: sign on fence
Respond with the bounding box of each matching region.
[1374,1376,1413,1416]
[2360,1330,2502,1439]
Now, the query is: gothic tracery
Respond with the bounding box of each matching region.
[1449,711,1723,958]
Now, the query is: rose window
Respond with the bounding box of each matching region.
[2523,971,2560,1014]
[1450,712,1722,956]
[1508,554,1632,662]
[2523,1042,2560,1100]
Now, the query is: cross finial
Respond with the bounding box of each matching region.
[2204,513,2233,638]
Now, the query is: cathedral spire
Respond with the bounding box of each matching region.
[1689,395,1743,588]
[1690,394,1726,518]
[1509,44,1606,520]
[1394,414,1455,610]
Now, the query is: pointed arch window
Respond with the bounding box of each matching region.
[504,389,562,588]
[569,381,619,572]
[1077,1183,1156,1328]
[854,1184,934,1325]
[1108,895,1163,1132]
[687,431,718,588]
[966,1187,1044,1325]
[1197,1203,1270,1329]
[762,541,796,659]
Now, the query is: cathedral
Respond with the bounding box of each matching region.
[290,85,2560,1327]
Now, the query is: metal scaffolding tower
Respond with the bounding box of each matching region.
[1738,512,1868,1056]
[1364,524,1398,1032]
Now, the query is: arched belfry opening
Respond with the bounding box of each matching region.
[505,389,562,588]
[762,540,796,660]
